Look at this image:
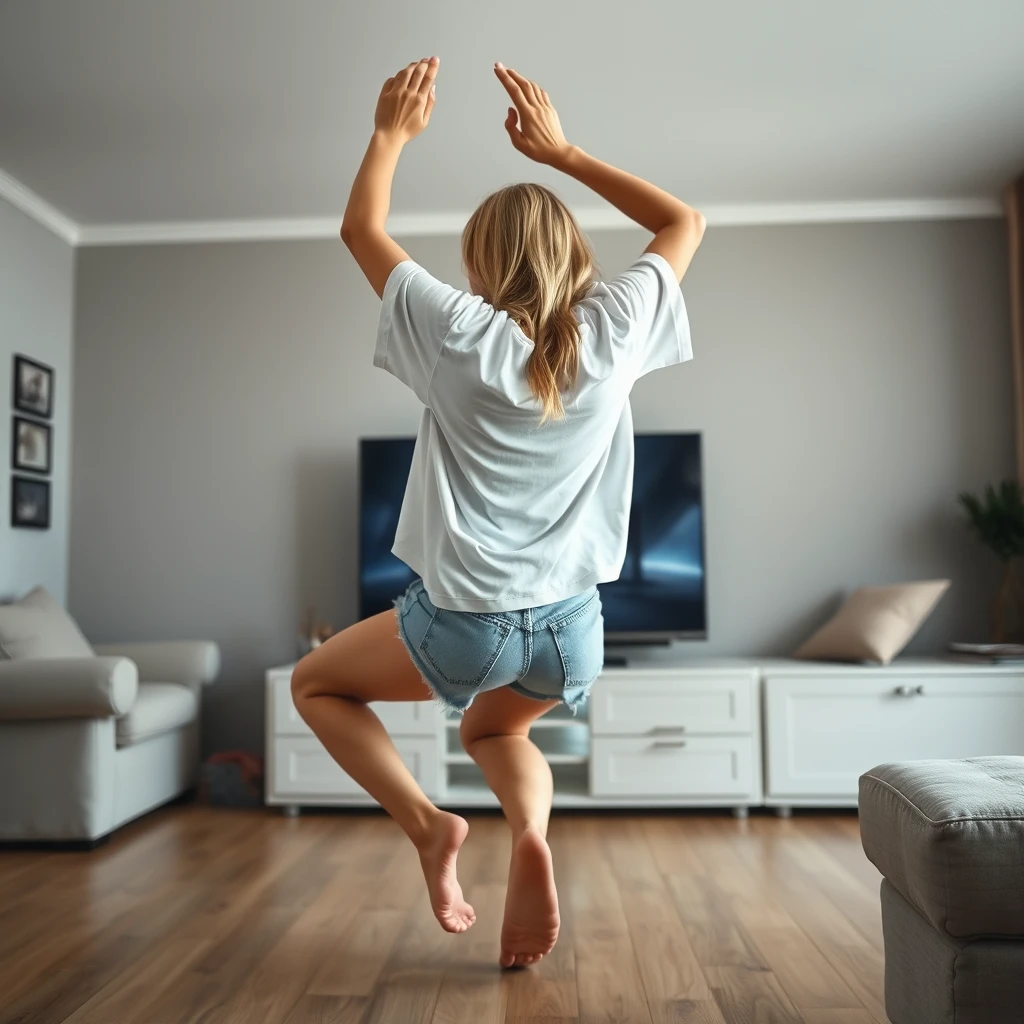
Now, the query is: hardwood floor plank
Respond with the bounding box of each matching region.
[667,872,769,973]
[799,1011,877,1024]
[705,966,804,1024]
[282,994,370,1024]
[564,819,654,1024]
[431,883,507,1024]
[0,807,888,1024]
[742,926,861,1012]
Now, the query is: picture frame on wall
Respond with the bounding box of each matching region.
[13,355,55,420]
[11,416,52,475]
[11,475,51,530]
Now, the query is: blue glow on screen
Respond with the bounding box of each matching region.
[359,433,706,635]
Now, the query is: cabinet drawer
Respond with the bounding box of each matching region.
[764,673,1024,799]
[591,736,755,798]
[271,736,440,799]
[591,673,754,736]
[270,676,441,737]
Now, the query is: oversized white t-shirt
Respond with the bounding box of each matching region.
[374,251,692,612]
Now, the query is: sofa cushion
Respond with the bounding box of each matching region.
[0,586,94,660]
[116,682,197,747]
[859,757,1024,938]
[794,579,949,665]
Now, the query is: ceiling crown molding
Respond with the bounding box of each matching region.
[0,167,1004,247]
[0,168,79,245]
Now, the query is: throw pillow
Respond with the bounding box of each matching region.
[794,579,951,665]
[0,586,94,660]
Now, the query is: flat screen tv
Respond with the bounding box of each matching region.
[359,432,706,641]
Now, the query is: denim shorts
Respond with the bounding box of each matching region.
[394,579,604,713]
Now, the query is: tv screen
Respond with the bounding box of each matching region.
[358,433,706,639]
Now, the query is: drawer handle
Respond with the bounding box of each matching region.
[894,685,912,697]
[650,726,686,735]
[914,685,925,696]
[652,740,688,749]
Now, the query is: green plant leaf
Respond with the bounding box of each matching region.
[958,479,1024,561]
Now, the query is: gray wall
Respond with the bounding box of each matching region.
[71,220,1012,755]
[0,198,74,603]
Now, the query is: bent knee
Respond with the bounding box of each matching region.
[459,717,528,753]
[291,653,334,705]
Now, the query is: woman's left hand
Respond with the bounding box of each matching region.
[375,57,439,144]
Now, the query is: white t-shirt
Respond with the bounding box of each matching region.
[374,251,692,612]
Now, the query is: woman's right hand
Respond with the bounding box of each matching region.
[494,63,573,167]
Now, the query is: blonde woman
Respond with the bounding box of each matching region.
[292,57,704,968]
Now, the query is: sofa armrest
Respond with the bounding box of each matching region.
[91,641,220,688]
[0,657,138,720]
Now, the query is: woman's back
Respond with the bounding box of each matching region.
[375,250,690,612]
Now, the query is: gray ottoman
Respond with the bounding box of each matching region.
[859,757,1024,1024]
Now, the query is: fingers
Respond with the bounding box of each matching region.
[504,106,524,152]
[495,62,529,110]
[417,56,439,95]
[395,59,418,87]
[424,85,436,120]
[506,67,541,104]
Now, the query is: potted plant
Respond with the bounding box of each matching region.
[958,479,1024,641]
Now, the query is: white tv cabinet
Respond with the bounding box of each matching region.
[762,657,1024,813]
[265,657,763,815]
[265,655,1024,816]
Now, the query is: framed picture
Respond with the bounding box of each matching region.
[11,475,51,530]
[13,355,55,420]
[12,416,52,475]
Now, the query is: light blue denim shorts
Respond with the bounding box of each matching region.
[394,579,604,713]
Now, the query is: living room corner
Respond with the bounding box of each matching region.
[3,4,1024,1023]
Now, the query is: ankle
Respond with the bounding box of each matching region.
[513,822,548,843]
[407,807,447,851]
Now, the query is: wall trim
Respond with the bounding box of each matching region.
[0,169,79,245]
[73,196,1006,247]
[0,165,1005,247]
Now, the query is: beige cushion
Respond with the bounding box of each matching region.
[0,586,94,660]
[116,682,197,747]
[794,579,950,665]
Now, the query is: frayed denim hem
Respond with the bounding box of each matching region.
[392,599,473,716]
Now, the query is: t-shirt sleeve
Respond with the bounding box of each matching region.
[590,252,692,378]
[374,261,471,404]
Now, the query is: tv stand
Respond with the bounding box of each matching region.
[265,657,763,812]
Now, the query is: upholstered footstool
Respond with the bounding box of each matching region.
[859,757,1024,1024]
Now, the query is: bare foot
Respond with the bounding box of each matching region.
[417,811,475,933]
[500,827,560,968]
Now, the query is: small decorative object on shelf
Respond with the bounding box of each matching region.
[947,642,1024,664]
[958,480,1024,642]
[297,605,335,657]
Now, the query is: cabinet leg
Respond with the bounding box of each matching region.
[775,806,793,819]
[282,804,301,818]
[731,806,749,820]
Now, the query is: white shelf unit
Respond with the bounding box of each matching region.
[265,659,763,813]
[762,658,1024,811]
[266,655,1024,815]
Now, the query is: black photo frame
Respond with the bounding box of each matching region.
[13,355,55,420]
[12,416,52,475]
[11,475,51,530]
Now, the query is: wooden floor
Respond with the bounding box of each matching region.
[0,805,888,1024]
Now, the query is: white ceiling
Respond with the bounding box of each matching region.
[1,0,1023,241]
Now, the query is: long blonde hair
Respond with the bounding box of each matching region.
[462,183,595,421]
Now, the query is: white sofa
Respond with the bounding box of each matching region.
[0,588,220,843]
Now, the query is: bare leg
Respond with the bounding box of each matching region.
[460,689,560,967]
[291,610,475,933]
